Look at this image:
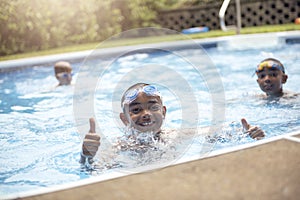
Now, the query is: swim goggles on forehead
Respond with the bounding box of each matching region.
[122,85,161,107]
[256,61,285,73]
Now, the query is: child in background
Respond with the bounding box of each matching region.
[255,58,298,99]
[80,83,265,165]
[54,61,73,86]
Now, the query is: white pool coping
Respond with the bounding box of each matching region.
[1,31,300,199]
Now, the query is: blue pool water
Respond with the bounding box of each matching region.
[1,34,300,197]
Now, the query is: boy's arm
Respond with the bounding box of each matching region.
[80,118,101,164]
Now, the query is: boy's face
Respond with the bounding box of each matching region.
[55,68,72,85]
[56,72,72,85]
[120,92,166,134]
[256,68,287,96]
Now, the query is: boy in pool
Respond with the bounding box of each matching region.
[255,58,298,99]
[54,61,73,86]
[80,83,265,164]
[80,83,166,163]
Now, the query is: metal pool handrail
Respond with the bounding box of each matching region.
[219,0,241,34]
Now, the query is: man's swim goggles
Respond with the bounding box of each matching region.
[255,61,285,74]
[122,85,161,108]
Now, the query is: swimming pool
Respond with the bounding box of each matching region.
[1,30,300,199]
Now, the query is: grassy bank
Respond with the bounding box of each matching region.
[1,24,299,61]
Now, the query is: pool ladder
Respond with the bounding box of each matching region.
[219,0,242,34]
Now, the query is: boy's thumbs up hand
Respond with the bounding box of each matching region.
[82,118,100,157]
[241,118,265,140]
[241,118,250,130]
[89,117,96,133]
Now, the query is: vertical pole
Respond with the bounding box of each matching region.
[235,0,242,34]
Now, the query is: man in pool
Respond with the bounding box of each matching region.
[80,83,265,164]
[54,61,73,86]
[255,58,297,99]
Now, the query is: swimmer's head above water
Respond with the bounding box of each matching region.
[120,83,166,134]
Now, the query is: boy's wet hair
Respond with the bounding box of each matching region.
[54,61,72,75]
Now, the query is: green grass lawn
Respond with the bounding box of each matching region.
[1,24,299,61]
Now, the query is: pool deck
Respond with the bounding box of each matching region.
[19,132,300,200]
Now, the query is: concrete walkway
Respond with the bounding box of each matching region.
[21,134,300,200]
